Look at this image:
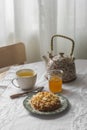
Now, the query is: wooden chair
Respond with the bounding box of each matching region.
[0,42,26,68]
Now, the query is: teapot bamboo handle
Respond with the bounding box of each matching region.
[51,34,75,56]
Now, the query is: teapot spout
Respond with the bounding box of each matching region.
[42,55,49,65]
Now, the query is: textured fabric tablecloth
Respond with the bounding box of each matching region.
[0,60,87,130]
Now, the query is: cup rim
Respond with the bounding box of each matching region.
[16,69,37,78]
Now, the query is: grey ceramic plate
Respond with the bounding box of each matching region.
[23,93,69,115]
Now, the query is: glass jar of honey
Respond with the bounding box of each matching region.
[47,69,63,93]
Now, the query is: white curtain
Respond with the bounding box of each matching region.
[0,0,15,44]
[0,0,87,63]
[57,0,87,59]
[0,0,41,62]
[38,0,57,56]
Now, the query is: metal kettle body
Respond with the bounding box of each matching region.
[43,35,76,83]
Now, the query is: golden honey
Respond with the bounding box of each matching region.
[49,75,62,93]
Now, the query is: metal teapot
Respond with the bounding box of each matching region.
[43,35,76,83]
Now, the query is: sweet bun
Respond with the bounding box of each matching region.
[29,91,61,112]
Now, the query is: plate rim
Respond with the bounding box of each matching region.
[23,93,69,115]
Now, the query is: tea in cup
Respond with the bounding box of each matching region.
[47,69,63,93]
[12,69,37,90]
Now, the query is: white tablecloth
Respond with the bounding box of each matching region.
[0,60,87,130]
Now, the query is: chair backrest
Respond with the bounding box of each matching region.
[0,42,26,68]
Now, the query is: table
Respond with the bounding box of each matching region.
[0,59,87,130]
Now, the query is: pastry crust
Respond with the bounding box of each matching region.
[29,91,61,112]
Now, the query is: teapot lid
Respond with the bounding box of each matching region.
[52,52,74,63]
